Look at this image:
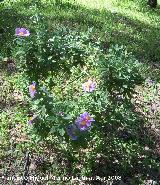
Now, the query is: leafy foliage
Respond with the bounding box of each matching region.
[98,45,144,98]
[12,22,144,144]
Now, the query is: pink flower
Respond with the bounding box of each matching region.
[15,28,30,37]
[29,82,36,98]
[82,79,96,92]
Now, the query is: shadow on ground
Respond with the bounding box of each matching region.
[45,0,160,68]
[1,1,160,71]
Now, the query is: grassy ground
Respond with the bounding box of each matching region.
[0,0,160,184]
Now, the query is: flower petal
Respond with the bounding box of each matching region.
[66,124,78,140]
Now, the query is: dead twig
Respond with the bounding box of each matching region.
[22,152,30,185]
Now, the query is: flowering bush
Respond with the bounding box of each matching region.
[1,2,159,183]
[11,14,143,143]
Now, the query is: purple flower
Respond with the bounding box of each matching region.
[15,28,30,37]
[82,79,96,92]
[75,112,95,131]
[66,124,78,140]
[29,82,36,98]
[28,115,37,124]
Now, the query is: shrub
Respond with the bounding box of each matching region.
[98,45,144,99]
[12,25,144,143]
